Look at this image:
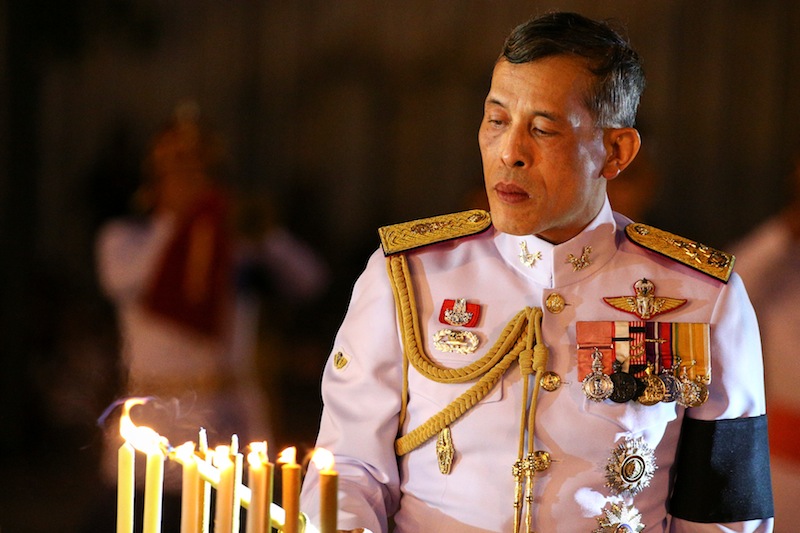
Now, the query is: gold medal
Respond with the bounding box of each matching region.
[636,366,665,406]
[677,365,709,408]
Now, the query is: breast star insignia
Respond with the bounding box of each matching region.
[603,278,687,320]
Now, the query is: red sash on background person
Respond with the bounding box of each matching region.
[143,189,232,339]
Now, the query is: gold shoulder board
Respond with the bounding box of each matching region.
[625,223,735,283]
[379,209,492,256]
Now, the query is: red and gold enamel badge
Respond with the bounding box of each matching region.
[439,298,480,327]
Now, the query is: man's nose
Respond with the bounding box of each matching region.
[501,126,531,168]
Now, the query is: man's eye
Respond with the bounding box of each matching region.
[532,127,553,136]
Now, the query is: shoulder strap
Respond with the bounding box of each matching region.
[625,223,735,283]
[379,209,491,256]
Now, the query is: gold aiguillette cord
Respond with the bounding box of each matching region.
[513,307,547,533]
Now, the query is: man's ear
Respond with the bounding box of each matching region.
[601,127,641,179]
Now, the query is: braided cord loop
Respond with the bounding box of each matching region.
[387,255,544,457]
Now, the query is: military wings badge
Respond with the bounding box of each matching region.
[603,278,686,320]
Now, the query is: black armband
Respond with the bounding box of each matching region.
[669,415,774,523]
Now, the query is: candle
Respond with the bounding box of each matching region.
[198,429,211,533]
[214,445,236,533]
[117,441,135,533]
[118,398,168,533]
[246,442,273,533]
[232,438,244,533]
[176,443,200,533]
[278,447,301,533]
[143,448,165,533]
[311,448,338,533]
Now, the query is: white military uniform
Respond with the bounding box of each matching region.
[301,199,773,532]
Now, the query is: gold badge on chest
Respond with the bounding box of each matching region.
[433,328,480,354]
[603,278,687,320]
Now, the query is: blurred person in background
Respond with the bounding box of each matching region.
[93,103,270,528]
[732,152,800,531]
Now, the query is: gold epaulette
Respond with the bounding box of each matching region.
[625,223,735,283]
[378,209,492,256]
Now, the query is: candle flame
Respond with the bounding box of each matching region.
[119,398,169,455]
[173,441,196,462]
[247,441,268,467]
[277,446,297,465]
[311,448,335,471]
[213,445,233,467]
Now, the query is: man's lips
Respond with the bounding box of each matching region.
[494,183,531,204]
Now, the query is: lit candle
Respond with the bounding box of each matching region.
[214,445,236,533]
[278,447,301,533]
[246,442,273,533]
[176,443,200,533]
[143,447,165,533]
[118,399,169,533]
[117,441,135,533]
[311,448,338,533]
[198,429,211,533]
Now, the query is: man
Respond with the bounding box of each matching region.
[301,12,773,532]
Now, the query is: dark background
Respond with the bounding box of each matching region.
[2,1,799,531]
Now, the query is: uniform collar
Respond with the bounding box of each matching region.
[493,197,619,288]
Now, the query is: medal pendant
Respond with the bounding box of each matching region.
[582,348,614,402]
[609,361,638,403]
[636,366,665,406]
[659,371,680,403]
[677,366,709,407]
[678,378,709,408]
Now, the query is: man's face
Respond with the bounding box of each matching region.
[479,56,611,243]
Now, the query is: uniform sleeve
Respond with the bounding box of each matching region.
[300,249,404,533]
[669,273,774,532]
